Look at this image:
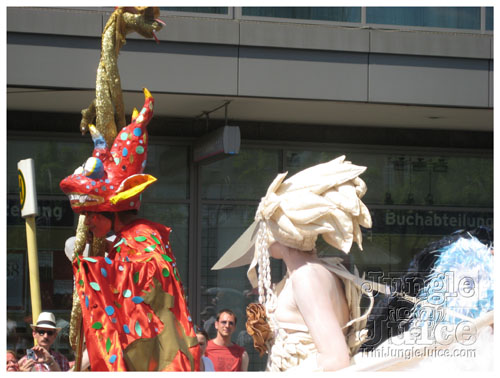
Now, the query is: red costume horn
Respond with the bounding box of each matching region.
[60,88,157,213]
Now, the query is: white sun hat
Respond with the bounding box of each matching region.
[30,312,62,331]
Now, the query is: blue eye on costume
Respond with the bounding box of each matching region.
[83,157,105,179]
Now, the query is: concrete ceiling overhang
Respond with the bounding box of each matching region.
[7,87,493,132]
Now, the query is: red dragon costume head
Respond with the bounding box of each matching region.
[60,88,157,213]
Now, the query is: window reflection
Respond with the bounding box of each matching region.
[200,148,280,200]
[160,7,228,15]
[141,144,190,200]
[366,7,481,30]
[242,7,361,23]
[486,7,493,30]
[7,140,91,195]
[286,150,493,207]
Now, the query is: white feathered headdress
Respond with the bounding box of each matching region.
[213,155,372,288]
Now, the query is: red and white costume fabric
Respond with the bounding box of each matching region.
[60,90,200,371]
[74,219,200,371]
[205,339,246,371]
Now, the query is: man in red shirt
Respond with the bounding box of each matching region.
[205,309,249,371]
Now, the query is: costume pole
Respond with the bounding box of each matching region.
[18,159,42,341]
[72,218,92,371]
[74,321,84,371]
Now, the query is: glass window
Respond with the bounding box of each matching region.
[366,7,481,30]
[200,147,281,201]
[200,204,284,371]
[286,150,493,208]
[7,139,91,195]
[285,149,493,276]
[349,154,493,208]
[144,144,190,200]
[160,7,228,15]
[485,7,493,30]
[7,140,190,199]
[285,149,340,175]
[242,7,361,23]
[7,252,26,310]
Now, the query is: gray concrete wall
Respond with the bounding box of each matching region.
[369,55,490,107]
[7,7,493,108]
[238,47,368,101]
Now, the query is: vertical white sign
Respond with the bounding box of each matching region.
[17,158,39,217]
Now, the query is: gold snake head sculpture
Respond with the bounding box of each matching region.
[120,6,165,43]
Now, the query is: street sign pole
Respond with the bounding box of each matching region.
[18,159,42,338]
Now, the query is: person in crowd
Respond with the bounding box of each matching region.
[7,350,19,372]
[59,90,200,371]
[205,309,249,371]
[195,328,215,371]
[200,305,217,339]
[69,349,91,371]
[17,312,70,372]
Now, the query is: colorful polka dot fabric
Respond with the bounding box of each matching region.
[74,219,201,371]
[60,88,157,213]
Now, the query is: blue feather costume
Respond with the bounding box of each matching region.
[412,236,494,326]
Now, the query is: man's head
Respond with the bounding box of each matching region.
[215,309,237,339]
[30,312,61,350]
[83,211,114,237]
[195,328,209,355]
[83,209,138,237]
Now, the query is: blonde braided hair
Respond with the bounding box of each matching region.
[256,222,279,332]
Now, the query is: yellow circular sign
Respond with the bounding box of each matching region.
[18,169,26,210]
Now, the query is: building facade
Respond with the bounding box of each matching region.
[6,7,493,370]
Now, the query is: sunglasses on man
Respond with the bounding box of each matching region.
[36,329,56,336]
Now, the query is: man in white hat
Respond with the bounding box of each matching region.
[17,312,70,371]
